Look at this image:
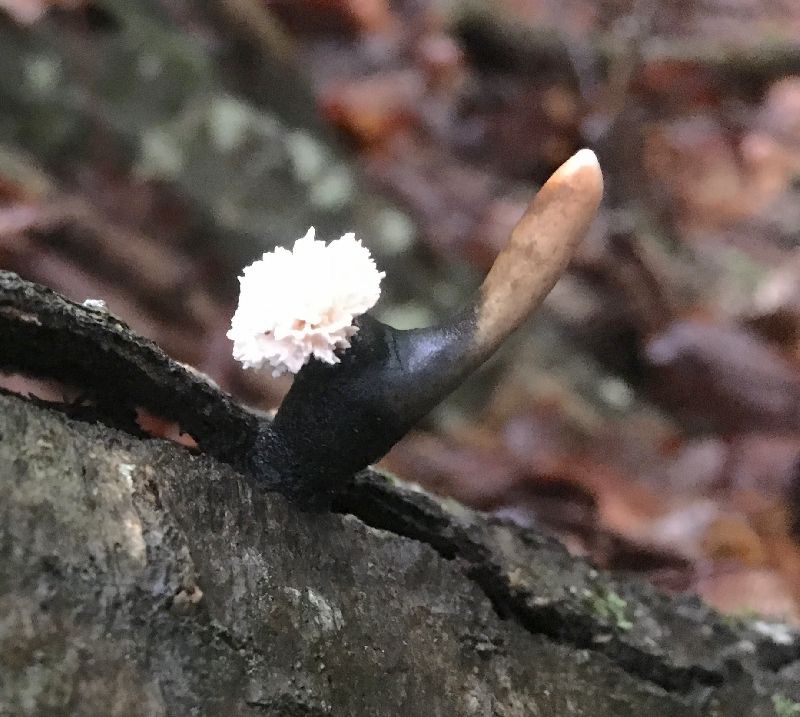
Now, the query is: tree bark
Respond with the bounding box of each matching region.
[1,271,799,715]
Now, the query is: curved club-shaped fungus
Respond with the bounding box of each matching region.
[240,149,604,503]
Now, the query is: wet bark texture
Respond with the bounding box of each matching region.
[1,272,800,716]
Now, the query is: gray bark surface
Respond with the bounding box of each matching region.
[1,271,799,715]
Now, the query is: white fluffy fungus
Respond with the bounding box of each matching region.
[227,227,384,377]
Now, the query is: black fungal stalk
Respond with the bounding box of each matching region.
[248,150,604,504]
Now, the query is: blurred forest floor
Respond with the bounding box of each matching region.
[2,0,800,624]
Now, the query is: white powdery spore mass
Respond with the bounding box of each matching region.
[227,227,385,377]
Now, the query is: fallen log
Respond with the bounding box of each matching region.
[1,271,799,715]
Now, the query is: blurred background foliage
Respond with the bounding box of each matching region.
[2,0,800,623]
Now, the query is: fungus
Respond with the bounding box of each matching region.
[228,227,384,376]
[234,149,604,504]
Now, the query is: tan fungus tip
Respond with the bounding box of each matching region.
[474,149,604,355]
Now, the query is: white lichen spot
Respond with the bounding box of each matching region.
[286,131,327,183]
[376,207,415,255]
[24,56,61,96]
[507,567,526,589]
[309,165,355,210]
[283,586,301,601]
[281,586,343,639]
[752,620,795,645]
[228,227,384,376]
[598,376,634,410]
[208,95,254,153]
[305,588,343,634]
[122,515,147,566]
[117,463,136,490]
[136,128,183,179]
[82,298,108,313]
